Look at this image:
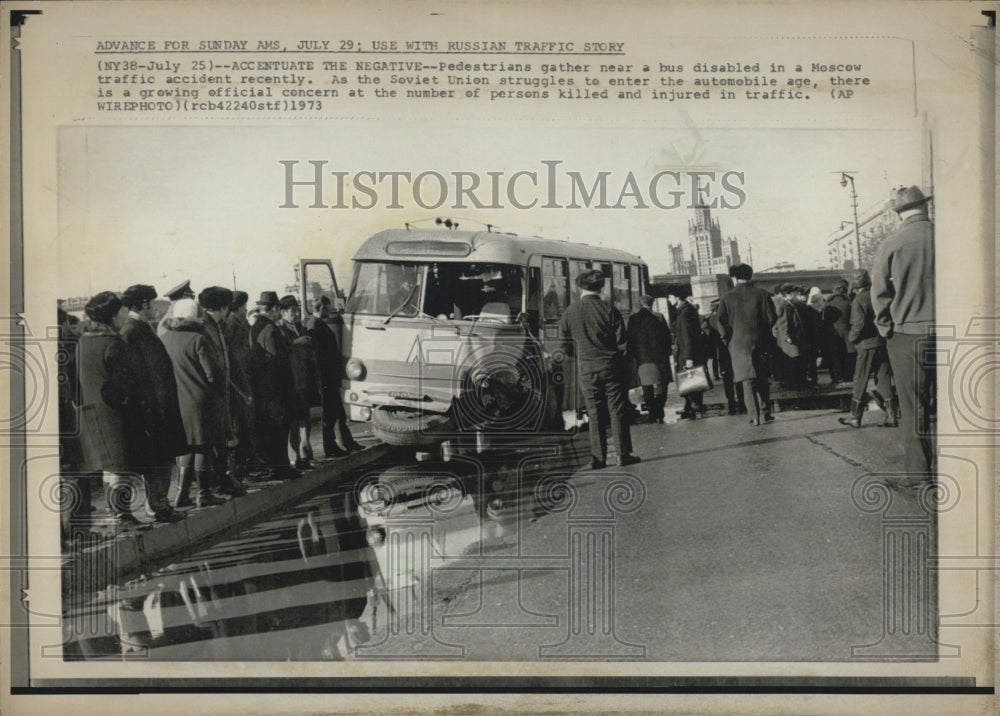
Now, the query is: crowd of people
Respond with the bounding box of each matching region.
[56,185,936,540]
[559,185,935,491]
[58,281,365,539]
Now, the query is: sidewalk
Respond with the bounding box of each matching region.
[63,374,866,599]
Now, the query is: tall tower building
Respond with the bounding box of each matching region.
[687,198,739,275]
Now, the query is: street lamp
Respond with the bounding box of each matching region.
[839,172,862,270]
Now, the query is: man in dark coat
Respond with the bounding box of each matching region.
[716,263,777,424]
[839,270,897,428]
[306,296,364,457]
[119,284,186,523]
[822,280,855,383]
[626,294,672,423]
[792,286,820,386]
[224,291,256,480]
[161,297,230,508]
[707,285,747,415]
[199,286,246,496]
[558,269,638,469]
[667,292,708,419]
[252,291,298,480]
[78,292,140,528]
[772,284,805,387]
[872,185,935,486]
[277,294,319,470]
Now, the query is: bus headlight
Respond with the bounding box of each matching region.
[346,358,366,380]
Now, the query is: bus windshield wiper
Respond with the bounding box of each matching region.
[384,283,420,324]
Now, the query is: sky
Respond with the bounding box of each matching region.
[56,121,925,300]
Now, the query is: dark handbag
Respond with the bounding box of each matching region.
[676,366,712,396]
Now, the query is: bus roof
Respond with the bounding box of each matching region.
[352,228,646,266]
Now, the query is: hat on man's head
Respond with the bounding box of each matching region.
[256,291,279,307]
[851,270,872,290]
[198,286,234,311]
[121,284,157,309]
[832,279,849,295]
[231,290,249,309]
[278,294,300,310]
[84,291,123,325]
[313,295,331,312]
[165,279,194,301]
[638,294,654,308]
[173,298,200,323]
[575,269,605,292]
[891,185,931,213]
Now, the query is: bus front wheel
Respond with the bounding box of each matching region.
[371,406,455,447]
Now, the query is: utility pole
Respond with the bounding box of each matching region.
[840,172,862,269]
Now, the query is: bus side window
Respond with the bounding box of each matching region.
[526,266,541,334]
[614,263,631,312]
[542,258,569,322]
[568,260,589,304]
[597,262,612,303]
[630,264,642,311]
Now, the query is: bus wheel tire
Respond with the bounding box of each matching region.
[371,407,454,447]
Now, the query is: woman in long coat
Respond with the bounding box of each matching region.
[626,295,672,422]
[716,264,778,425]
[668,294,708,419]
[160,298,228,508]
[77,291,136,525]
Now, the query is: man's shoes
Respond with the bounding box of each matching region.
[344,441,367,453]
[195,492,227,509]
[149,508,185,524]
[294,458,313,471]
[678,409,696,420]
[216,479,248,497]
[589,458,606,470]
[617,454,641,467]
[325,446,349,458]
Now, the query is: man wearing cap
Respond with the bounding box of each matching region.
[198,286,246,497]
[156,279,196,337]
[77,291,141,528]
[252,291,298,479]
[626,294,672,423]
[307,295,364,457]
[119,284,186,523]
[224,291,256,480]
[871,186,935,486]
[558,269,639,468]
[840,269,897,429]
[277,294,319,470]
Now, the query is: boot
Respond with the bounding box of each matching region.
[838,399,864,428]
[883,397,900,427]
[172,466,195,508]
[195,469,226,508]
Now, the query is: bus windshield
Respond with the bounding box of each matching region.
[347,261,524,322]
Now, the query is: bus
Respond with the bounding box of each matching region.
[298,225,649,447]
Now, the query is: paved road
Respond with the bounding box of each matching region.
[64,391,937,663]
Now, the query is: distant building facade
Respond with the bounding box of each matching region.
[680,203,742,276]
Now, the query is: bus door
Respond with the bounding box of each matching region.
[538,257,577,414]
[299,257,343,351]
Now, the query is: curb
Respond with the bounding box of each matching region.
[67,443,399,598]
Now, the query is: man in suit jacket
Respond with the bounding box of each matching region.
[839,270,896,429]
[626,294,672,423]
[871,185,935,486]
[119,284,187,523]
[558,269,638,469]
[716,263,777,424]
